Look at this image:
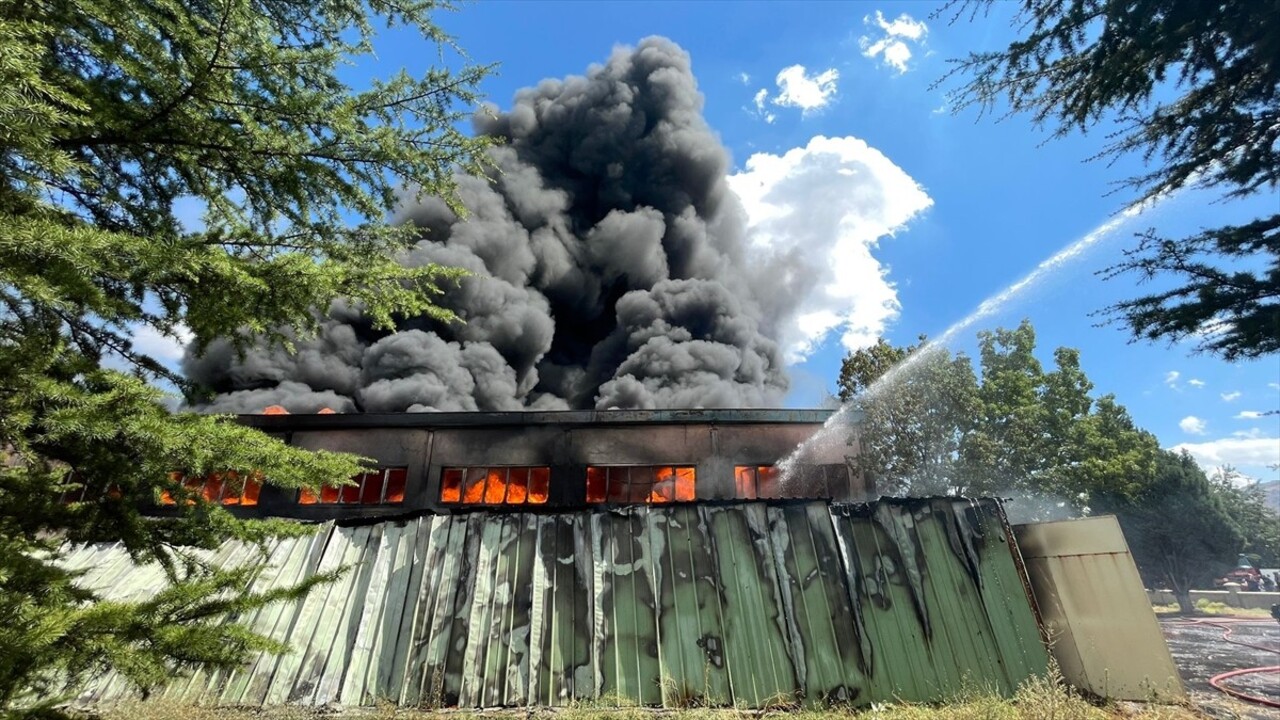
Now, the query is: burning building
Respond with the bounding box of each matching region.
[58,409,1186,710]
[166,409,865,518]
[60,36,1187,714]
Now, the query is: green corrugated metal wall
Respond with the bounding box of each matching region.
[63,498,1049,708]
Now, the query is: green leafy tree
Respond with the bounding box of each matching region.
[837,338,980,495]
[838,321,1156,512]
[1103,450,1242,613]
[941,0,1280,360]
[961,321,1048,496]
[0,0,492,712]
[1208,466,1280,568]
[1051,395,1158,503]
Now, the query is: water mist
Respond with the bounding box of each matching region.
[777,187,1187,493]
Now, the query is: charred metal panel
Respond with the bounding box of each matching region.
[66,498,1048,710]
[427,426,567,468]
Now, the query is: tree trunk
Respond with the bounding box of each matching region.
[1174,588,1194,614]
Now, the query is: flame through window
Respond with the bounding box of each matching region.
[57,472,123,504]
[439,467,550,506]
[586,466,695,504]
[298,467,408,505]
[161,471,263,506]
[733,465,781,500]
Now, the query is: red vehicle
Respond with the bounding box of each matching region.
[1215,555,1262,588]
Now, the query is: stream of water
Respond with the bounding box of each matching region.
[778,187,1186,486]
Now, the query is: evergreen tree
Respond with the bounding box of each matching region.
[0,0,491,712]
[1104,450,1241,613]
[940,0,1280,360]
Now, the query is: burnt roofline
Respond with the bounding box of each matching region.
[236,408,841,431]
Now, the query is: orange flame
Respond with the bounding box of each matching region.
[528,467,550,504]
[675,467,695,501]
[441,469,463,503]
[484,469,508,504]
[462,469,486,503]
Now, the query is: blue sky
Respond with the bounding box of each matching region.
[153,2,1277,481]
[415,1,1278,480]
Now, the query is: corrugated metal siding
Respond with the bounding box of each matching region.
[1014,516,1185,702]
[66,498,1049,708]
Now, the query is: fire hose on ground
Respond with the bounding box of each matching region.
[1164,617,1280,709]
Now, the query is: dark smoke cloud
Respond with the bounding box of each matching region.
[184,37,790,412]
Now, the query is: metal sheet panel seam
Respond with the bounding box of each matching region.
[62,498,1050,710]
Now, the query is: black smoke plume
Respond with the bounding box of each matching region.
[185,38,791,412]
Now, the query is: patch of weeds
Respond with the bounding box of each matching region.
[1192,599,1272,618]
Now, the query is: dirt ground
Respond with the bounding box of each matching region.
[1159,617,1280,720]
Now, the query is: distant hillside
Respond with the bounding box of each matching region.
[1260,480,1280,512]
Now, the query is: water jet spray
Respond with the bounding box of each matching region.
[778,186,1187,492]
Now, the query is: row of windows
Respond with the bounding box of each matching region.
[160,471,263,506]
[440,466,550,505]
[59,473,261,506]
[734,465,781,500]
[585,465,696,504]
[298,467,407,505]
[62,464,800,508]
[437,465,785,506]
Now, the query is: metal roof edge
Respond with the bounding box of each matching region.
[234,407,845,430]
[316,494,1005,527]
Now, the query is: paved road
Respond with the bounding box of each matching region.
[1160,618,1279,719]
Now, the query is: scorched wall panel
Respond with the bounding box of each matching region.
[63,498,1049,709]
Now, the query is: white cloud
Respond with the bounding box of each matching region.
[1233,427,1265,439]
[1270,382,1280,390]
[102,323,192,382]
[752,88,776,124]
[1221,391,1242,402]
[771,65,840,113]
[860,11,928,73]
[737,72,751,85]
[1235,410,1264,419]
[131,324,192,363]
[1179,416,1207,435]
[1188,378,1205,388]
[1212,467,1260,488]
[728,135,933,362]
[1170,436,1280,470]
[1164,370,1180,389]
[1189,317,1233,340]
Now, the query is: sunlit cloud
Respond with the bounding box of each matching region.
[1179,416,1207,435]
[859,11,928,73]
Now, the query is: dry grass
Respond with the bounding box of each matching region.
[90,674,1208,720]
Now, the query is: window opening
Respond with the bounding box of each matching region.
[161,471,263,506]
[57,472,122,503]
[733,465,781,500]
[585,466,696,504]
[439,466,549,506]
[298,467,408,505]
